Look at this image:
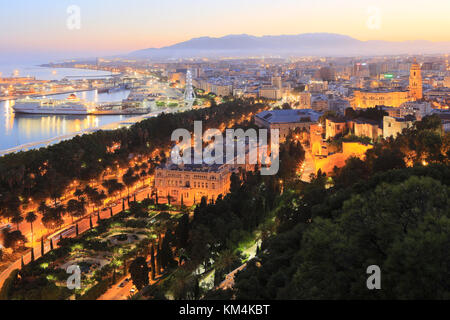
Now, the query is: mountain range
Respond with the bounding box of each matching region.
[128,33,450,59]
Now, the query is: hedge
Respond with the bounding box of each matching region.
[0,269,19,300]
[77,278,110,300]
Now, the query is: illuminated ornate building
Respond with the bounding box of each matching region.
[155,143,254,206]
[352,89,411,109]
[409,58,423,100]
[155,162,231,206]
[352,60,424,109]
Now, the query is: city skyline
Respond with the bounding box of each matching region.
[0,0,449,305]
[1,0,450,61]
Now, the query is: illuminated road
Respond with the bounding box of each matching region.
[300,146,316,183]
[98,275,135,300]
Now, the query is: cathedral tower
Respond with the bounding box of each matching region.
[409,58,423,100]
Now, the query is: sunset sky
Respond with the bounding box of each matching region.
[1,0,449,60]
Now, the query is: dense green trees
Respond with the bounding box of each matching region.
[129,257,150,290]
[102,179,125,199]
[1,228,27,250]
[0,269,19,300]
[291,176,449,299]
[233,115,450,300]
[234,167,450,300]
[159,230,176,271]
[175,214,189,249]
[169,269,199,300]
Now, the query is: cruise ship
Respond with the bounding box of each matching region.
[12,94,95,115]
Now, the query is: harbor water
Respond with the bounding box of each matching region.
[0,65,133,151]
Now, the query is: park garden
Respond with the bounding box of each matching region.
[0,199,185,300]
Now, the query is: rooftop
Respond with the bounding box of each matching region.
[384,115,415,122]
[327,117,346,124]
[354,88,409,93]
[256,109,322,124]
[353,118,380,125]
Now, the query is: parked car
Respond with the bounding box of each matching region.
[0,224,12,232]
[47,225,76,242]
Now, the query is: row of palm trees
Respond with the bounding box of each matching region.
[5,161,155,251]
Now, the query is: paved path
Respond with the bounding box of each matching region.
[217,240,260,290]
[218,264,247,290]
[300,147,315,182]
[98,275,134,300]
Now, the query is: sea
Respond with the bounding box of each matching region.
[0,63,133,151]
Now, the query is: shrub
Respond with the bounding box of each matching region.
[0,269,19,300]
[78,278,110,300]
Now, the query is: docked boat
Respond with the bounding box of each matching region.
[13,94,95,115]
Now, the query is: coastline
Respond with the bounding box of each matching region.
[0,65,176,152]
[0,109,168,156]
[0,88,94,101]
[0,64,121,101]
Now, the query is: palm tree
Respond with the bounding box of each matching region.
[115,182,125,200]
[66,199,80,223]
[93,191,107,214]
[41,202,66,231]
[25,211,37,244]
[79,197,87,214]
[102,179,117,198]
[37,201,49,217]
[140,170,147,188]
[11,212,24,230]
[122,170,138,198]
[74,188,84,200]
[84,186,99,212]
[1,194,21,222]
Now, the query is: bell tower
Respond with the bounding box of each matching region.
[409,58,422,100]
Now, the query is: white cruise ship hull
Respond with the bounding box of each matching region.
[13,106,91,115]
[13,97,93,115]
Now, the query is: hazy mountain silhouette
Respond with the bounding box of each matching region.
[129,33,450,58]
